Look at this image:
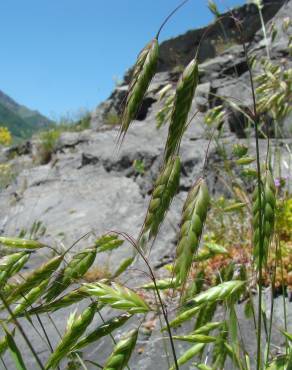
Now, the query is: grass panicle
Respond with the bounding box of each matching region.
[103,329,138,370]
[45,303,96,369]
[142,156,181,240]
[84,281,150,314]
[164,59,198,162]
[120,39,159,142]
[174,178,210,286]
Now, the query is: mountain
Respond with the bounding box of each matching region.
[0,90,53,140]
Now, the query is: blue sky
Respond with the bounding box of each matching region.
[0,0,245,120]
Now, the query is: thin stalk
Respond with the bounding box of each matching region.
[279,240,288,354]
[0,293,45,370]
[35,313,55,355]
[265,238,277,365]
[156,0,190,39]
[240,26,264,370]
[257,4,270,60]
[85,359,103,369]
[0,355,8,370]
[154,292,171,369]
[46,313,62,338]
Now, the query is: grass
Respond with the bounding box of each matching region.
[0,2,291,370]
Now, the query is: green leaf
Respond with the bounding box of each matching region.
[4,327,27,370]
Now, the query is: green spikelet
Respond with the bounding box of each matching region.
[0,236,45,249]
[263,170,276,250]
[142,156,181,239]
[164,59,199,162]
[6,255,63,304]
[174,178,210,286]
[103,329,138,370]
[73,313,131,351]
[212,323,229,370]
[120,39,159,141]
[11,278,50,318]
[252,169,276,266]
[0,252,30,287]
[95,234,124,253]
[45,247,96,302]
[84,281,150,314]
[27,287,89,316]
[45,303,96,369]
[169,343,205,370]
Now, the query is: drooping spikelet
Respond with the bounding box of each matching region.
[252,169,276,266]
[174,178,210,286]
[11,278,50,318]
[45,247,97,302]
[103,329,138,370]
[120,39,159,142]
[45,303,96,369]
[84,281,150,314]
[27,287,89,316]
[164,59,199,163]
[6,256,63,304]
[73,313,131,351]
[0,252,30,287]
[0,236,45,249]
[142,156,181,239]
[263,170,276,248]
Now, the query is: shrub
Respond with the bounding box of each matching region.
[0,126,12,146]
[36,129,60,164]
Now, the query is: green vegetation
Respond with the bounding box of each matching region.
[104,111,120,125]
[0,91,53,141]
[0,2,291,370]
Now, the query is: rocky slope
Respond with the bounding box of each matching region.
[0,1,291,369]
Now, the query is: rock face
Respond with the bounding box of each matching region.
[0,1,291,369]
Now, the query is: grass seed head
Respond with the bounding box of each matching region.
[27,287,89,316]
[120,39,159,142]
[164,59,199,162]
[84,281,150,314]
[73,313,131,351]
[142,156,181,239]
[103,329,138,370]
[174,178,210,286]
[0,236,45,249]
[45,303,96,369]
[45,247,96,302]
[6,255,63,304]
[11,278,50,318]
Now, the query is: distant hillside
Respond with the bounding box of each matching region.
[0,90,53,140]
